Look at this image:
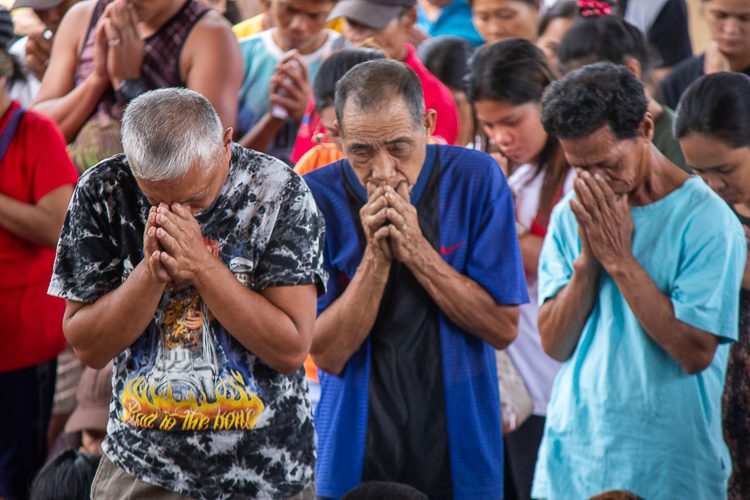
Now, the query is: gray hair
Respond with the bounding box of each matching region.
[121,88,224,182]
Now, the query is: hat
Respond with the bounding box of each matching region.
[0,7,14,51]
[11,0,66,10]
[328,0,417,30]
[64,361,114,434]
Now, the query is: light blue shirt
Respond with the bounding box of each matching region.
[532,177,746,500]
[238,28,340,162]
[416,0,483,47]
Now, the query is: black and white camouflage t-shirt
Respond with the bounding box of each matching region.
[49,144,326,500]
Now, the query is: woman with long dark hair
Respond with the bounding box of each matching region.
[674,71,750,500]
[466,38,571,500]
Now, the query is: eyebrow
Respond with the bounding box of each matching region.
[180,186,209,203]
[690,163,731,172]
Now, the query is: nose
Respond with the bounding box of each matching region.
[370,149,399,181]
[701,173,725,192]
[289,14,305,31]
[723,17,741,36]
[488,126,513,149]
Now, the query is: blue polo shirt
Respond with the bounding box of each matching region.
[304,145,528,499]
[532,177,746,500]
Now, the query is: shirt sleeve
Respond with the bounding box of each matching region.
[537,195,578,305]
[647,0,693,68]
[48,171,123,303]
[465,162,529,305]
[29,113,79,202]
[253,173,328,295]
[670,208,746,342]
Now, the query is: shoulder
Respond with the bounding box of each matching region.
[679,178,742,232]
[301,160,344,197]
[62,0,100,35]
[232,143,309,199]
[238,29,267,49]
[185,10,238,55]
[76,154,134,197]
[438,145,503,179]
[660,54,704,93]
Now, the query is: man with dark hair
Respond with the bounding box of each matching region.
[341,482,428,500]
[532,62,746,500]
[304,59,527,499]
[328,0,459,145]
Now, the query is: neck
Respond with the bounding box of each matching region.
[394,43,409,62]
[735,202,750,217]
[138,0,188,38]
[628,143,688,207]
[727,50,750,73]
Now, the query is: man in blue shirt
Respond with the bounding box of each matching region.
[533,62,746,500]
[304,59,527,499]
[416,0,483,47]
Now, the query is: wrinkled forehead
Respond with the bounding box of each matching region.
[340,95,420,139]
[560,126,630,166]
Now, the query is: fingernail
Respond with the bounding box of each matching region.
[173,202,181,209]
[594,173,602,181]
[581,171,590,178]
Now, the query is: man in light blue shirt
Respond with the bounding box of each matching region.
[532,62,746,500]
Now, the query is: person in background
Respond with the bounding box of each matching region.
[674,72,750,500]
[416,0,483,46]
[617,0,692,83]
[236,0,340,165]
[329,0,459,145]
[32,0,243,171]
[306,59,526,500]
[8,0,80,106]
[0,7,80,498]
[658,0,750,110]
[556,3,689,172]
[29,450,102,500]
[197,0,243,23]
[536,0,575,68]
[294,47,386,176]
[533,62,744,500]
[417,34,475,146]
[49,88,325,500]
[63,361,114,455]
[466,38,569,500]
[233,0,273,36]
[469,0,539,44]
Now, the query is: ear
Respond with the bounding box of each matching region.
[424,109,437,138]
[625,58,642,80]
[402,6,417,30]
[222,128,233,161]
[639,112,654,143]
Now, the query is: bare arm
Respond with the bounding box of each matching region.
[181,11,243,129]
[311,186,393,375]
[32,1,110,143]
[0,185,74,248]
[385,185,519,349]
[237,112,284,151]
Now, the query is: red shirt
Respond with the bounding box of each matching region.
[403,43,459,146]
[0,101,80,372]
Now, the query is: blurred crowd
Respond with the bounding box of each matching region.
[2,0,750,499]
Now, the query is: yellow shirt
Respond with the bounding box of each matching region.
[233,14,343,39]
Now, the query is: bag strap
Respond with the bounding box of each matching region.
[0,107,25,165]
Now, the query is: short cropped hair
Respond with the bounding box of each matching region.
[674,72,750,149]
[334,59,425,136]
[540,62,648,140]
[313,48,386,111]
[121,88,224,182]
[341,482,429,500]
[30,450,102,500]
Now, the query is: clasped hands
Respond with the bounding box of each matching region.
[360,181,427,267]
[144,202,214,284]
[92,0,145,88]
[569,169,635,274]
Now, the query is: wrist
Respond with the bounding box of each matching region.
[360,247,391,280]
[137,258,169,290]
[88,72,110,92]
[190,253,223,291]
[604,253,638,281]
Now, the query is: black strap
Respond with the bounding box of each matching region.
[0,107,25,165]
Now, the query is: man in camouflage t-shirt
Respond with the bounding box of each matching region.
[49,89,326,500]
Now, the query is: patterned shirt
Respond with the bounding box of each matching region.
[49,144,326,500]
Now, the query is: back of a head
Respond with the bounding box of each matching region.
[334,59,425,135]
[588,490,646,500]
[313,48,387,111]
[416,35,474,90]
[540,62,648,140]
[674,72,750,149]
[466,38,556,105]
[341,482,429,500]
[30,450,102,500]
[121,88,224,182]
[557,12,650,76]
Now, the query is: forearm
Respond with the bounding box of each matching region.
[32,74,109,143]
[408,243,519,349]
[63,261,166,369]
[0,194,64,248]
[538,261,600,362]
[609,258,719,374]
[311,255,390,375]
[237,113,284,152]
[192,257,314,375]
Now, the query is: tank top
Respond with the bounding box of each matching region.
[75,0,209,120]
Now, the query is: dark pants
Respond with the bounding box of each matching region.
[0,359,57,500]
[504,415,546,500]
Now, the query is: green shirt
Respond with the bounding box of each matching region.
[653,105,691,173]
